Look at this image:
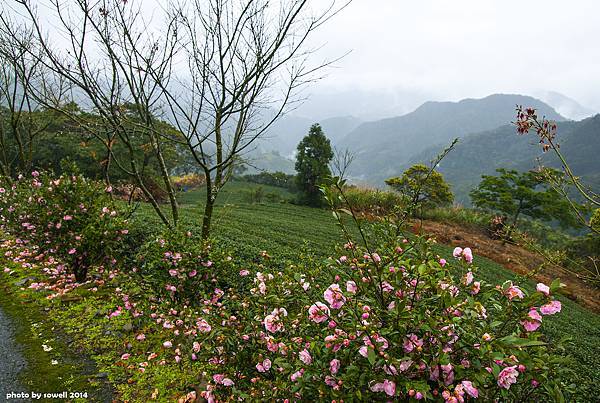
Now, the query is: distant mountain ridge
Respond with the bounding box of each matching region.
[404,114,600,204]
[339,94,565,182]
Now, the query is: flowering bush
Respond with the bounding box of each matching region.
[0,168,128,281]
[99,183,571,402]
[135,231,242,301]
[168,238,568,401]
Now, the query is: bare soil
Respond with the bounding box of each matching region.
[412,220,600,313]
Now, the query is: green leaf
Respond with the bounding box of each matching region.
[367,348,377,365]
[498,335,547,347]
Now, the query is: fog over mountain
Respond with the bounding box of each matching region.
[533,91,598,121]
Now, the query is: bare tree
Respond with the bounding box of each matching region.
[2,0,351,238]
[0,24,54,176]
[330,146,355,180]
[150,0,351,239]
[1,0,182,228]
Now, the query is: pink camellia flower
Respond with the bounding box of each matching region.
[136,333,146,341]
[403,333,423,353]
[213,374,234,386]
[528,308,542,322]
[470,281,481,295]
[381,281,394,293]
[497,365,519,389]
[462,247,473,263]
[461,380,478,398]
[330,359,340,375]
[31,170,40,177]
[464,272,474,285]
[371,379,395,396]
[264,308,287,333]
[521,308,543,331]
[439,258,447,267]
[197,318,212,333]
[68,248,76,255]
[346,280,357,294]
[540,300,561,315]
[522,320,541,332]
[163,341,173,348]
[536,283,550,296]
[324,284,346,309]
[440,363,454,385]
[239,269,250,276]
[290,369,304,382]
[299,349,312,365]
[168,269,178,277]
[372,253,381,263]
[505,284,525,300]
[453,247,473,263]
[256,358,271,373]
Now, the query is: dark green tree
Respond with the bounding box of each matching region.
[385,164,454,210]
[295,124,333,206]
[470,168,580,237]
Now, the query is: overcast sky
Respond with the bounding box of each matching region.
[305,0,600,113]
[10,0,600,119]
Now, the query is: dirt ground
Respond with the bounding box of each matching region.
[411,220,600,314]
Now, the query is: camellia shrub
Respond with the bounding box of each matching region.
[0,168,128,281]
[166,239,568,402]
[135,230,242,301]
[109,181,571,402]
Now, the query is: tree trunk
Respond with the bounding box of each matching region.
[503,200,523,244]
[201,185,215,241]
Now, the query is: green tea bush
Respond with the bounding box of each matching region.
[332,185,406,216]
[0,168,128,281]
[243,172,297,190]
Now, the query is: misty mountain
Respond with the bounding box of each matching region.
[534,91,597,121]
[320,116,363,144]
[293,87,431,121]
[404,114,600,204]
[247,114,362,173]
[340,94,565,183]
